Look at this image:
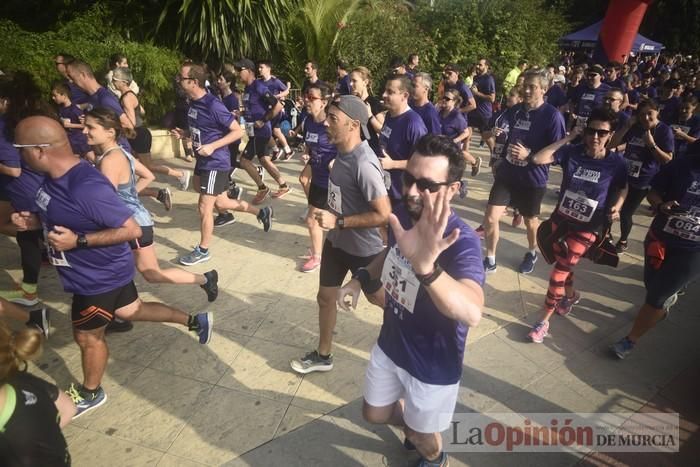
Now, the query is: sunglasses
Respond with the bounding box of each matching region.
[583,128,612,137]
[587,73,599,78]
[441,96,454,101]
[403,172,452,193]
[12,143,51,148]
[304,95,322,101]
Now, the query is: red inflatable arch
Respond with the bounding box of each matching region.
[596,0,655,63]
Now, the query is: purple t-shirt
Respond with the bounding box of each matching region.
[221,93,241,149]
[336,75,351,96]
[58,104,89,155]
[473,73,495,119]
[649,152,700,250]
[260,77,287,96]
[35,161,135,295]
[671,115,700,157]
[496,103,566,188]
[0,117,19,197]
[553,144,628,229]
[622,122,674,189]
[604,78,627,93]
[411,102,442,135]
[304,118,337,189]
[242,80,276,139]
[444,80,474,120]
[571,82,611,123]
[379,109,428,200]
[637,85,658,100]
[377,204,484,385]
[187,92,235,172]
[87,87,132,152]
[659,97,681,125]
[627,88,641,106]
[440,109,467,141]
[67,80,89,105]
[545,85,568,109]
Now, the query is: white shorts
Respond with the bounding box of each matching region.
[363,344,459,434]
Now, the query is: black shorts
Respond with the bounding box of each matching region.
[319,240,383,291]
[129,225,154,250]
[0,189,9,202]
[644,240,700,308]
[467,111,489,132]
[242,136,273,161]
[128,127,152,154]
[71,281,139,330]
[270,112,284,129]
[308,183,328,209]
[488,177,546,218]
[194,169,229,195]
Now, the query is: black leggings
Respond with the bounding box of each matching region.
[619,186,649,243]
[16,229,43,285]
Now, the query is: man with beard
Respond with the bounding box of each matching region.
[337,134,484,467]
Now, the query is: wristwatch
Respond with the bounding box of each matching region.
[415,264,443,286]
[76,234,88,249]
[337,216,345,229]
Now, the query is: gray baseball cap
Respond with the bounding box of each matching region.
[330,95,370,139]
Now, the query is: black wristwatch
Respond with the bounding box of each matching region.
[415,264,443,286]
[76,234,88,249]
[337,216,345,229]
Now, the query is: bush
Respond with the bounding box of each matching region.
[0,4,182,124]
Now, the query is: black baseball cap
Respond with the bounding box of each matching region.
[234,58,255,71]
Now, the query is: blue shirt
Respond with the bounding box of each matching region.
[242,80,276,139]
[187,92,235,172]
[336,75,352,96]
[671,115,700,158]
[379,109,428,200]
[411,102,442,136]
[571,83,611,123]
[220,93,241,150]
[377,204,484,385]
[622,122,674,189]
[440,109,467,141]
[473,73,496,119]
[444,80,474,123]
[304,118,337,189]
[58,104,89,156]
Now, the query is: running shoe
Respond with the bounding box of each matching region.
[257,206,273,232]
[290,350,334,374]
[475,225,485,239]
[519,252,538,274]
[556,291,581,316]
[179,246,211,266]
[298,207,309,223]
[191,312,213,344]
[415,451,449,467]
[67,383,107,419]
[471,156,482,177]
[0,285,39,307]
[106,318,133,333]
[157,188,172,211]
[252,187,270,205]
[201,270,219,302]
[178,170,191,191]
[271,185,292,199]
[227,185,243,200]
[512,213,523,228]
[301,256,321,273]
[483,257,497,274]
[214,213,236,227]
[611,336,635,359]
[271,148,281,161]
[256,166,265,182]
[528,320,549,343]
[280,149,295,161]
[27,307,50,339]
[663,292,678,312]
[459,179,468,199]
[615,240,628,253]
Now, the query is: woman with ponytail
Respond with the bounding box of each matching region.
[0,307,76,466]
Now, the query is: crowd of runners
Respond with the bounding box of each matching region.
[0,49,699,467]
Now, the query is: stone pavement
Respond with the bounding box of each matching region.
[1,142,698,466]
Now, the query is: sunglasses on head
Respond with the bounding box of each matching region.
[583,127,612,137]
[402,172,452,193]
[587,73,599,78]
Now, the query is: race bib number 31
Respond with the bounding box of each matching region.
[381,246,420,314]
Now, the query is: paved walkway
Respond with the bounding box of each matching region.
[1,143,697,466]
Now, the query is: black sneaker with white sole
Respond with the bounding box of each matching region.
[214,213,236,227]
[201,270,219,302]
[290,350,334,374]
[227,185,243,200]
[27,307,50,339]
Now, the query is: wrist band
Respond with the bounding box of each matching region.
[352,268,371,289]
[415,264,443,286]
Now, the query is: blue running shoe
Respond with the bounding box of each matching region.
[192,312,213,344]
[611,337,635,359]
[179,246,210,266]
[67,383,107,418]
[257,206,273,232]
[519,251,538,274]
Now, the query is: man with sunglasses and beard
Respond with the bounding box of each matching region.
[337,134,484,467]
[568,64,611,131]
[513,108,628,343]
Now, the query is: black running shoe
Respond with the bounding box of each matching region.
[106,318,133,333]
[201,270,219,302]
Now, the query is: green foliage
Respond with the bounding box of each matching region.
[280,0,363,87]
[154,0,297,63]
[333,1,436,92]
[0,4,182,123]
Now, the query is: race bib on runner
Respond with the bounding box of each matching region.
[190,127,202,148]
[327,180,342,214]
[305,132,319,143]
[505,144,530,167]
[245,122,255,137]
[187,108,198,120]
[663,215,700,242]
[381,246,420,314]
[43,228,70,267]
[671,124,690,134]
[626,159,642,178]
[558,190,599,223]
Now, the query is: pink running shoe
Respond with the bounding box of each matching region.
[528,320,549,343]
[301,256,321,273]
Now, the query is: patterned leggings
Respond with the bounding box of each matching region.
[545,226,597,313]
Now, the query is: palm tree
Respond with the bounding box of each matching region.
[153,0,297,63]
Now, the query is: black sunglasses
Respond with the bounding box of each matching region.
[584,127,612,137]
[403,172,452,193]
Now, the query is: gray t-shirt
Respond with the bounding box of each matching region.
[326,140,388,257]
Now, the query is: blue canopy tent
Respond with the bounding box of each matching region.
[559,20,664,54]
